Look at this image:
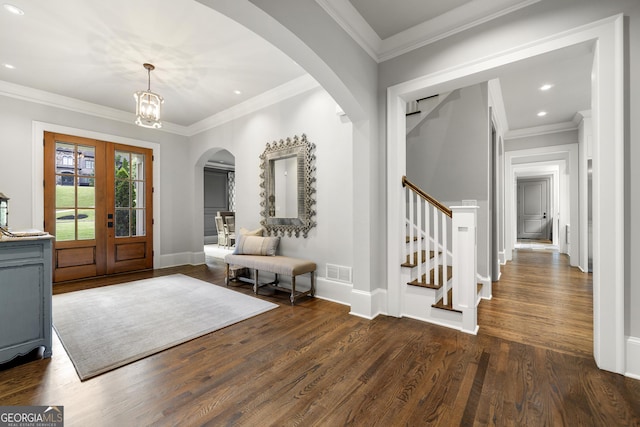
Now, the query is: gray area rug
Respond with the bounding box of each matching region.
[52,274,277,381]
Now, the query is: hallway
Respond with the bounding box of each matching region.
[478,248,593,358]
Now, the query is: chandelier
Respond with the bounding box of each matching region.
[134,63,164,129]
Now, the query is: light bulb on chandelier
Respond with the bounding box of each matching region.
[134,63,164,129]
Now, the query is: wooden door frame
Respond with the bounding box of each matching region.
[33,122,161,271]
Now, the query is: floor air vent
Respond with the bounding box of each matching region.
[326,264,352,283]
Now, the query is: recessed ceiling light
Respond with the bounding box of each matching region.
[540,84,553,91]
[537,111,547,117]
[3,4,24,15]
[3,63,15,69]
[233,90,242,95]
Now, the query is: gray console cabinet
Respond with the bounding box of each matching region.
[0,236,53,364]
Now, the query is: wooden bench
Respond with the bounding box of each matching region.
[224,254,316,305]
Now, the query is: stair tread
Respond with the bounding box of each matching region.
[401,250,438,268]
[432,289,462,313]
[407,279,442,289]
[406,264,453,286]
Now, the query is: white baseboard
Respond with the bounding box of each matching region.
[499,251,506,265]
[349,288,387,319]
[625,336,640,379]
[157,251,205,269]
[314,277,352,306]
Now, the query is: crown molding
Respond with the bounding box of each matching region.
[0,79,191,136]
[504,120,578,140]
[573,110,592,125]
[316,0,540,63]
[0,74,319,138]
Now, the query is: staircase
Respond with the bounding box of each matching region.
[401,176,480,334]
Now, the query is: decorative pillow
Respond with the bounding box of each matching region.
[233,235,279,256]
[238,227,264,237]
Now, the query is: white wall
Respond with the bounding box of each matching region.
[406,83,491,281]
[189,86,354,301]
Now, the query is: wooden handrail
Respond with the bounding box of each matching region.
[402,176,452,218]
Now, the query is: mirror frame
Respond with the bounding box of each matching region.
[260,134,316,237]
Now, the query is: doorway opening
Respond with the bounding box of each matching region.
[203,149,236,261]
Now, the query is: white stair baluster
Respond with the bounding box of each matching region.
[417,196,423,282]
[434,206,440,289]
[408,188,414,268]
[425,202,431,284]
[442,210,448,306]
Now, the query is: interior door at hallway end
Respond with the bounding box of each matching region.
[517,178,550,241]
[44,133,153,282]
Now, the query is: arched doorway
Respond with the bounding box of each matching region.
[202,149,236,249]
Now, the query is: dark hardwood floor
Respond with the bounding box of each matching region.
[1,250,639,426]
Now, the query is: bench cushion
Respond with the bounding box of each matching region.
[225,254,316,276]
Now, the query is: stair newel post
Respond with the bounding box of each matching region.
[425,202,431,285]
[451,205,479,334]
[442,210,448,306]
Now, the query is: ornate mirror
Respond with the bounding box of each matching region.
[260,134,316,237]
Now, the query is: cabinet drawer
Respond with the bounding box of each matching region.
[0,243,44,263]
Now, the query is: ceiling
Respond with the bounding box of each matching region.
[0,0,592,136]
[0,0,306,128]
[348,0,474,39]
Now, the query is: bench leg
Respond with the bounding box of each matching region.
[290,275,296,305]
[254,269,259,294]
[225,263,229,286]
[310,271,315,296]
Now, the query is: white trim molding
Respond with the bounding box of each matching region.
[505,121,579,140]
[625,337,640,380]
[3,74,319,138]
[316,0,541,63]
[349,288,387,319]
[314,277,353,307]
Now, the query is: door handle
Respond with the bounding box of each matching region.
[543,212,547,219]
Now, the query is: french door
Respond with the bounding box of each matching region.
[44,132,153,282]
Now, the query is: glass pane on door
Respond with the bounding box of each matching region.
[54,143,96,242]
[113,150,146,238]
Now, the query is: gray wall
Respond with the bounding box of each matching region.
[406,83,490,279]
